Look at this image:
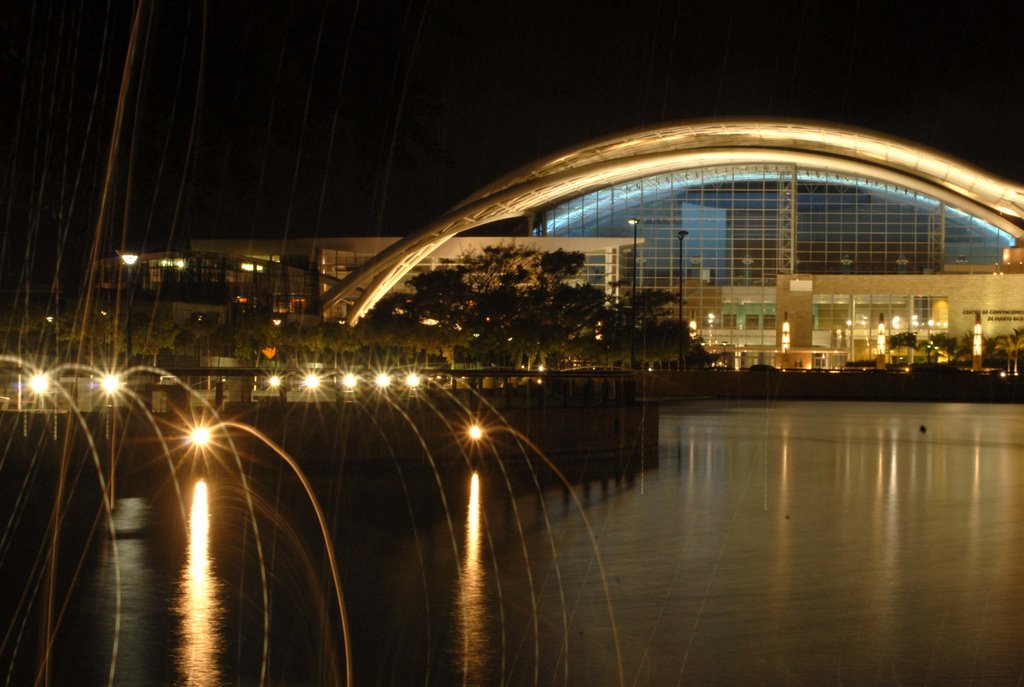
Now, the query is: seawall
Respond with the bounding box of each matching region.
[640,369,1024,402]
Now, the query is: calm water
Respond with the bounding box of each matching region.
[5,400,1024,685]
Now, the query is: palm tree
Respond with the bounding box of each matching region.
[889,331,918,364]
[958,329,993,366]
[994,328,1024,374]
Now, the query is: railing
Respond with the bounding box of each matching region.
[104,368,640,413]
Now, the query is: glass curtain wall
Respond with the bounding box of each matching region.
[536,165,1012,349]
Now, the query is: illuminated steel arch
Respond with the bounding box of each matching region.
[327,119,1024,322]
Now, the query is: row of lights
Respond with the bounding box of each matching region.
[24,369,488,446]
[187,420,485,447]
[24,372,124,396]
[21,370,429,397]
[265,371,424,391]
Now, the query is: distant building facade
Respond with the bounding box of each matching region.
[315,119,1024,368]
[157,120,1024,369]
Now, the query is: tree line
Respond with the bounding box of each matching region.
[0,246,710,370]
[7,244,1024,372]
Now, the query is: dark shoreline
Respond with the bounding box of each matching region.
[640,369,1024,403]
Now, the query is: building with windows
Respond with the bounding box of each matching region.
[308,119,1024,368]
[94,251,324,326]
[150,119,1024,369]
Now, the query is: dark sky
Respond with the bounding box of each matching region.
[2,0,1024,291]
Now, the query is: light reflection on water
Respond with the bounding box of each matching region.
[452,471,492,684]
[175,479,224,686]
[448,401,1024,685]
[56,401,1024,684]
[89,497,160,685]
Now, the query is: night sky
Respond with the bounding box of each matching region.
[2,0,1024,293]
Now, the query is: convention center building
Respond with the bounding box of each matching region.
[135,119,1024,369]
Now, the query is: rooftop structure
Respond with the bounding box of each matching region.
[325,119,1024,325]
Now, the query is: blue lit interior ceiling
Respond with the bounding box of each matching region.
[536,165,1015,291]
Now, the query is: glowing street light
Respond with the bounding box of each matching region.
[303,373,322,390]
[100,373,121,395]
[374,372,391,389]
[405,372,421,389]
[28,373,49,395]
[120,253,139,365]
[190,426,211,447]
[341,373,358,390]
[267,375,281,389]
[781,312,791,354]
[468,424,483,441]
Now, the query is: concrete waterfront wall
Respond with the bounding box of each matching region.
[232,400,659,475]
[640,369,1024,403]
[0,400,658,481]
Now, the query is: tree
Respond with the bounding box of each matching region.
[178,311,224,364]
[376,245,611,369]
[994,328,1024,373]
[889,331,918,363]
[930,333,960,364]
[319,320,362,368]
[230,314,280,364]
[957,329,992,364]
[132,309,182,366]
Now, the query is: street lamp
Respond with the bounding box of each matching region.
[120,253,139,366]
[628,218,641,368]
[677,230,688,369]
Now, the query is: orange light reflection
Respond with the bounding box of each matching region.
[454,471,489,682]
[175,480,224,686]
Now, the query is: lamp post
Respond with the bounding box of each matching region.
[677,230,688,369]
[120,253,139,366]
[628,218,641,368]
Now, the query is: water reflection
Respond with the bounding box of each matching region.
[89,498,160,685]
[175,480,224,686]
[453,471,491,684]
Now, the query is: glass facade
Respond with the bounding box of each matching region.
[535,164,1014,350]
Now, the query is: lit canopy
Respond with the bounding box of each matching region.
[327,119,1024,322]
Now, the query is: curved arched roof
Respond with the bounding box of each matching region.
[329,118,1024,323]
